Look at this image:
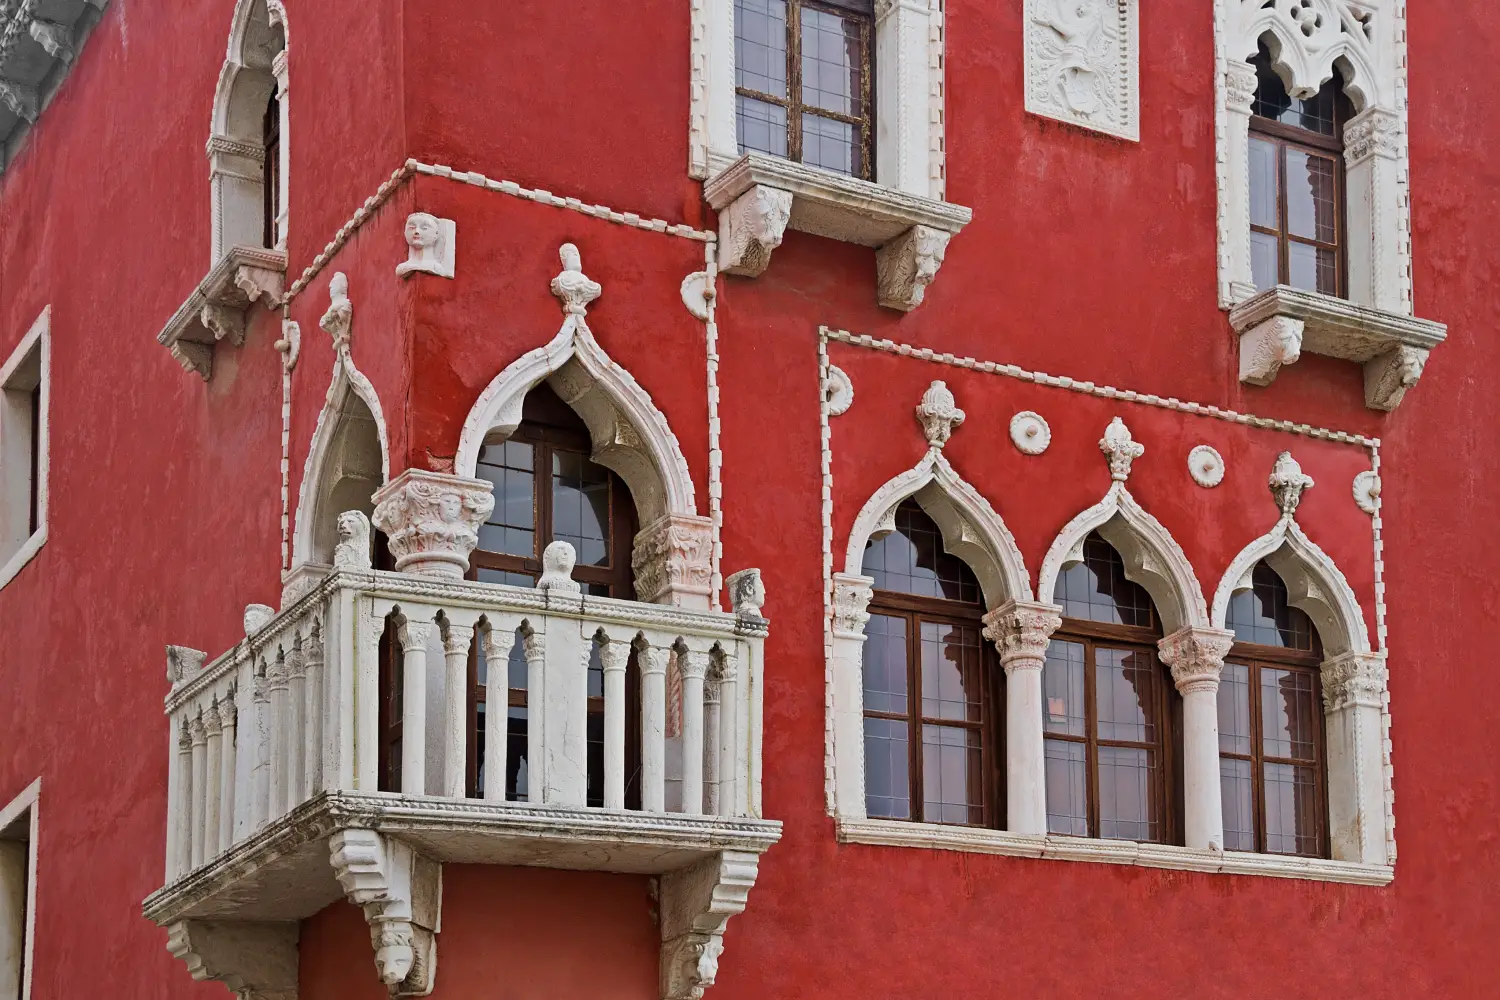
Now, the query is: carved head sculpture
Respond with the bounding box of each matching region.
[915,380,966,449]
[334,510,372,569]
[438,491,463,524]
[913,229,948,283]
[405,213,441,254]
[726,568,767,618]
[329,270,349,303]
[538,540,581,593]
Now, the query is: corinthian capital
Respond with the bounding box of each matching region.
[1322,651,1387,712]
[981,600,1062,671]
[371,469,496,579]
[831,573,875,639]
[631,513,714,609]
[1157,626,1235,694]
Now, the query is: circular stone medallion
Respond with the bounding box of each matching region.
[1009,411,1051,455]
[1188,445,1225,488]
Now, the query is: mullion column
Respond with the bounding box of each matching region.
[1159,626,1236,851]
[981,601,1062,836]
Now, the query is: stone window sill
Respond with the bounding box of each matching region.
[1230,285,1446,411]
[703,152,972,312]
[156,246,287,380]
[837,817,1394,886]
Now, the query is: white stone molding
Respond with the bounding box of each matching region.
[1037,481,1210,633]
[823,365,854,417]
[1188,445,1225,488]
[724,568,766,620]
[1099,416,1145,481]
[164,920,299,1000]
[454,245,707,604]
[679,270,714,321]
[1009,411,1051,455]
[1157,626,1236,850]
[716,184,792,278]
[1268,450,1315,518]
[690,0,947,197]
[1024,0,1140,141]
[157,246,288,380]
[285,347,390,605]
[210,0,288,259]
[914,380,965,449]
[371,469,496,580]
[703,154,970,309]
[1215,0,1424,331]
[1229,286,1444,408]
[396,213,456,280]
[1353,470,1381,515]
[0,779,39,1000]
[980,601,1063,834]
[659,851,760,1000]
[0,308,48,592]
[329,829,442,996]
[319,272,353,351]
[875,225,950,312]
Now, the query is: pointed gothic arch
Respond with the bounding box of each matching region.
[843,450,1033,608]
[209,0,288,261]
[1037,482,1209,633]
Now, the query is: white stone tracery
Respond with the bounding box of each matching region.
[1215,0,1411,312]
[454,245,712,609]
[210,0,289,263]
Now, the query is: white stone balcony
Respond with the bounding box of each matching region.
[143,543,779,1000]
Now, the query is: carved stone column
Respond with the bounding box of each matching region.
[1221,58,1258,305]
[1343,106,1404,314]
[372,469,496,580]
[830,573,875,817]
[632,513,715,610]
[1322,651,1389,865]
[329,829,443,997]
[1158,626,1235,851]
[659,851,761,1000]
[981,601,1063,836]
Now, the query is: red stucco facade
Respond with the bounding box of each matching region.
[0,1,1496,997]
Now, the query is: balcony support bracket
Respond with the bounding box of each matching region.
[659,849,762,1000]
[329,828,443,998]
[164,919,300,1000]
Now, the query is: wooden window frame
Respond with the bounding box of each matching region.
[262,90,281,249]
[1045,616,1178,844]
[1221,638,1330,858]
[735,0,875,179]
[861,588,1002,828]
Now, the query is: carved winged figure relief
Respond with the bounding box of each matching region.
[1031,0,1119,119]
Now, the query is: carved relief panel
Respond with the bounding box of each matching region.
[1024,0,1140,141]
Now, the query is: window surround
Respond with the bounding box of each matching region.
[0,309,49,593]
[0,779,40,1000]
[693,0,972,310]
[829,394,1393,883]
[1215,0,1446,408]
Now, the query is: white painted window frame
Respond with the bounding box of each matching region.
[1214,0,1411,314]
[0,308,50,593]
[0,779,40,1000]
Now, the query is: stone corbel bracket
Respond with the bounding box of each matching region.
[330,829,442,998]
[157,246,289,380]
[1230,285,1446,411]
[164,919,300,1000]
[703,152,970,312]
[659,850,761,1000]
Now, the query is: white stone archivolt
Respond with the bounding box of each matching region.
[455,245,711,608]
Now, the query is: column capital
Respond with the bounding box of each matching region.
[831,573,875,640]
[1158,626,1235,694]
[1322,651,1387,712]
[1224,59,1257,114]
[981,600,1063,671]
[371,469,496,580]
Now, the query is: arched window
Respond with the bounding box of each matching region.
[466,385,640,806]
[1044,532,1176,842]
[1247,41,1352,296]
[1219,562,1327,857]
[861,500,996,826]
[209,0,287,259]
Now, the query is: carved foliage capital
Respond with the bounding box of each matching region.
[876,225,951,311]
[372,469,496,580]
[831,573,875,639]
[1345,107,1403,164]
[1322,651,1387,712]
[633,514,714,608]
[981,601,1063,670]
[718,184,793,277]
[1157,627,1235,694]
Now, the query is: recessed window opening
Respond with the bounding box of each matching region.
[262,89,281,249]
[0,790,35,1000]
[734,0,874,178]
[1247,41,1352,297]
[0,327,45,579]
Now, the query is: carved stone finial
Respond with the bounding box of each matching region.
[1099,417,1144,481]
[243,604,275,637]
[538,540,582,594]
[371,469,496,579]
[725,568,767,619]
[166,645,208,685]
[915,380,965,449]
[550,242,603,316]
[1239,316,1304,386]
[334,510,374,570]
[1268,451,1315,517]
[718,184,792,277]
[876,225,951,312]
[396,213,456,279]
[320,271,354,350]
